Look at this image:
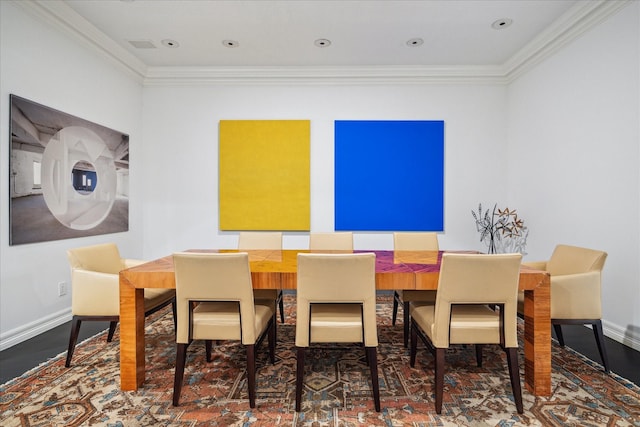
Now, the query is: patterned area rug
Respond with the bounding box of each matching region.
[1,295,639,426]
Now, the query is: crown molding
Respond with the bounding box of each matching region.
[13,0,147,82]
[12,0,633,86]
[503,0,632,83]
[142,65,507,86]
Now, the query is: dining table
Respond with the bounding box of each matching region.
[119,249,551,396]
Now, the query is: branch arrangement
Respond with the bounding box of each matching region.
[471,203,528,254]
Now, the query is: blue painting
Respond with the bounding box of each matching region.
[335,120,444,231]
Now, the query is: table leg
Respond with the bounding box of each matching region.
[522,276,552,396]
[119,275,146,391]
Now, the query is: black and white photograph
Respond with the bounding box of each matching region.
[9,95,129,245]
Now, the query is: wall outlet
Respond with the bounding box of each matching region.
[58,281,68,297]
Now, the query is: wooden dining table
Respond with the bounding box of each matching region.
[119,249,551,396]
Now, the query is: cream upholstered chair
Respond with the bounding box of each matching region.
[238,231,285,323]
[295,253,381,412]
[172,252,276,408]
[65,243,176,367]
[392,232,439,347]
[519,244,609,372]
[309,231,353,250]
[410,253,523,414]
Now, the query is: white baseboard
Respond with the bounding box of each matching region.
[603,320,640,352]
[0,308,71,351]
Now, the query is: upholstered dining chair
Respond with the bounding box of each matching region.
[519,244,609,372]
[172,252,276,408]
[238,231,285,323]
[308,231,353,250]
[295,252,381,412]
[410,253,524,414]
[65,243,176,367]
[392,232,439,347]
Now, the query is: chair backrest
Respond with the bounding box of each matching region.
[238,232,283,250]
[546,244,607,276]
[295,252,377,347]
[67,243,123,274]
[433,253,522,348]
[309,232,353,250]
[172,252,257,344]
[393,232,439,251]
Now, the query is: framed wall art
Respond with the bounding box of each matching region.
[9,94,129,245]
[334,120,444,232]
[219,119,310,231]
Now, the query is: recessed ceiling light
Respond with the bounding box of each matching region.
[161,39,180,48]
[406,38,424,47]
[492,18,513,29]
[314,39,331,48]
[223,40,239,48]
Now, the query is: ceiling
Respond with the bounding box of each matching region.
[19,0,629,82]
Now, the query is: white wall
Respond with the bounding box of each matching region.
[140,84,508,258]
[507,3,640,349]
[0,2,144,349]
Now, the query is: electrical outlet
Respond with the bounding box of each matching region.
[58,281,68,297]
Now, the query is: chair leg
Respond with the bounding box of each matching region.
[268,318,276,364]
[409,320,418,367]
[246,344,257,408]
[277,291,285,323]
[171,300,178,333]
[392,291,400,325]
[403,301,410,348]
[106,321,118,342]
[475,344,484,367]
[553,324,565,346]
[65,316,82,367]
[173,343,188,406]
[434,348,445,414]
[205,340,213,362]
[366,347,381,412]
[592,320,610,373]
[295,347,306,412]
[505,347,523,414]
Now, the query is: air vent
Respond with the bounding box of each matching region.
[128,40,156,49]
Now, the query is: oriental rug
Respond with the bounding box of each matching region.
[1,295,639,426]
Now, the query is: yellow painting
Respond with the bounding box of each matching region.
[219,120,310,230]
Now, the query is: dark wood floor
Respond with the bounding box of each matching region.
[1,317,639,386]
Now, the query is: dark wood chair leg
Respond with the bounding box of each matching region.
[553,324,565,346]
[246,344,256,408]
[295,347,305,412]
[434,348,445,414]
[409,319,418,367]
[592,320,610,373]
[171,300,177,333]
[366,347,381,412]
[106,321,118,342]
[277,291,285,323]
[173,343,188,406]
[268,319,276,364]
[403,301,410,348]
[505,347,523,413]
[65,316,82,367]
[205,340,213,362]
[475,344,484,367]
[392,291,400,325]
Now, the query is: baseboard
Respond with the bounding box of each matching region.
[603,320,640,352]
[0,308,71,351]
